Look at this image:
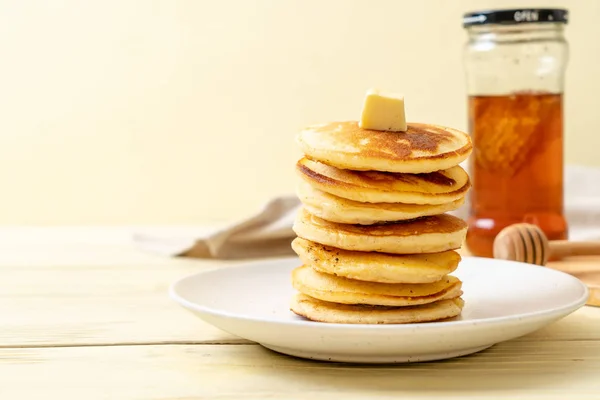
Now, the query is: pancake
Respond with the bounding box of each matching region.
[293,208,468,254]
[292,265,462,306]
[296,157,470,205]
[291,237,461,283]
[296,121,472,174]
[297,180,465,224]
[290,293,465,324]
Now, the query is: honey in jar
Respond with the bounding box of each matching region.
[462,8,569,257]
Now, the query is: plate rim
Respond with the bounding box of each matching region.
[169,255,590,330]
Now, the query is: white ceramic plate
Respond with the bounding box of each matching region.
[170,256,588,363]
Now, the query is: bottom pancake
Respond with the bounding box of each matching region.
[290,293,465,324]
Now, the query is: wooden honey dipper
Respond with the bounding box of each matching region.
[493,223,600,265]
[493,223,600,307]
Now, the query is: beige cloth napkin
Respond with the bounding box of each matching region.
[133,196,301,259]
[133,165,600,259]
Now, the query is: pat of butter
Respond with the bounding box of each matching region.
[359,89,407,132]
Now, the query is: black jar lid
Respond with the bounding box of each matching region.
[463,8,568,27]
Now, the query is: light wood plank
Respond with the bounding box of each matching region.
[523,305,600,341]
[0,262,250,346]
[0,226,218,267]
[0,228,248,346]
[0,227,599,347]
[549,256,600,306]
[1,342,600,400]
[1,259,599,347]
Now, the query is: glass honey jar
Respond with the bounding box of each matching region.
[462,8,569,257]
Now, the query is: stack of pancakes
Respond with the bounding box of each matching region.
[290,121,473,324]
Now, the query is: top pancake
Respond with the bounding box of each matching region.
[297,121,473,173]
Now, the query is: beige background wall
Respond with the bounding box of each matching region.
[1,0,598,225]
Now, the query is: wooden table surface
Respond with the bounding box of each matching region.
[2,227,600,399]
